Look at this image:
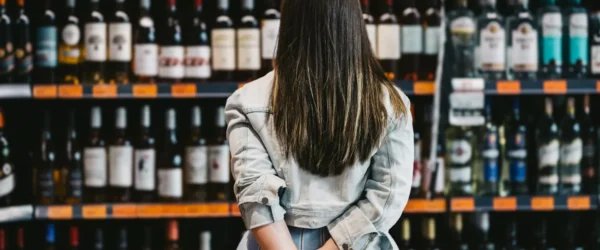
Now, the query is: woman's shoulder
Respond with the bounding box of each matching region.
[226,72,275,112]
[381,84,411,124]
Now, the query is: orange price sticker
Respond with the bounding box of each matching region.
[47,206,73,219]
[184,204,209,217]
[207,203,230,217]
[137,205,163,218]
[414,82,435,95]
[427,199,447,213]
[112,205,137,218]
[33,85,57,98]
[58,85,83,98]
[133,84,157,98]
[543,80,567,94]
[92,85,117,98]
[171,84,196,97]
[567,196,590,210]
[82,205,107,219]
[531,197,554,211]
[497,81,521,94]
[596,81,600,93]
[404,200,426,213]
[231,204,241,217]
[162,205,185,216]
[493,197,517,211]
[451,198,475,212]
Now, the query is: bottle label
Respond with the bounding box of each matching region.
[134,44,158,76]
[541,13,562,66]
[158,46,185,79]
[83,147,107,187]
[0,164,15,197]
[15,42,32,75]
[508,131,527,182]
[62,24,80,46]
[560,138,583,165]
[482,133,500,182]
[184,46,211,79]
[208,145,230,183]
[211,28,236,70]
[109,23,132,62]
[412,142,421,188]
[449,166,471,182]
[109,146,133,187]
[401,25,423,54]
[37,168,54,199]
[511,23,538,72]
[85,23,107,61]
[134,149,156,191]
[376,24,400,60]
[449,140,472,165]
[68,167,83,198]
[237,28,261,70]
[158,168,183,198]
[592,45,600,74]
[261,19,280,59]
[538,140,559,168]
[479,21,506,71]
[185,146,208,185]
[424,27,441,55]
[569,13,588,65]
[366,24,377,54]
[36,27,58,67]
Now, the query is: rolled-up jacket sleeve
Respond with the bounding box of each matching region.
[226,93,287,230]
[327,96,414,250]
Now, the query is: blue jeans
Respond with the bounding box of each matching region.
[237,226,331,250]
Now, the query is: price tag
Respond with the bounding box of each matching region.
[162,205,185,217]
[496,81,521,94]
[404,200,426,213]
[427,199,447,213]
[543,80,567,94]
[171,84,196,98]
[185,204,209,217]
[531,197,554,211]
[48,206,73,219]
[493,197,517,211]
[92,85,117,98]
[567,196,590,210]
[133,84,157,98]
[137,205,162,218]
[58,85,83,98]
[207,203,230,217]
[33,85,57,98]
[112,205,137,218]
[82,205,107,219]
[414,82,435,95]
[450,198,475,212]
[596,81,600,93]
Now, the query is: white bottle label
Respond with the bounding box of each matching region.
[261,20,280,59]
[424,27,441,55]
[84,23,107,61]
[376,24,401,60]
[184,46,211,79]
[511,23,538,71]
[134,149,156,191]
[450,140,472,164]
[366,24,377,53]
[134,44,158,76]
[0,164,15,197]
[433,158,445,192]
[401,25,423,54]
[62,24,81,46]
[158,46,185,79]
[109,146,133,187]
[185,146,208,185]
[538,140,560,168]
[83,147,107,187]
[560,138,583,165]
[592,45,600,73]
[108,23,132,61]
[212,28,236,70]
[569,13,588,37]
[208,145,230,183]
[237,28,261,70]
[479,21,506,71]
[158,168,183,198]
[449,166,472,182]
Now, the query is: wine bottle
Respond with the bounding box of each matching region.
[474,212,495,250]
[185,106,207,201]
[83,0,107,84]
[70,226,79,250]
[165,220,180,250]
[108,0,132,84]
[422,217,440,250]
[37,111,55,205]
[506,97,528,195]
[58,0,82,84]
[564,0,588,78]
[158,0,184,83]
[134,105,156,202]
[64,110,83,204]
[400,0,422,80]
[212,0,235,80]
[141,226,152,250]
[377,0,400,81]
[559,97,582,195]
[0,109,13,206]
[92,227,103,250]
[109,107,133,202]
[537,0,562,79]
[13,0,32,83]
[477,0,506,80]
[448,0,477,77]
[421,0,441,80]
[236,0,260,81]
[399,218,415,250]
[450,213,469,250]
[536,97,559,195]
[260,0,280,74]
[481,100,500,196]
[208,106,230,201]
[83,106,107,203]
[158,108,183,202]
[447,126,474,196]
[184,0,211,81]
[133,0,157,83]
[507,0,538,80]
[580,95,596,194]
[35,0,57,84]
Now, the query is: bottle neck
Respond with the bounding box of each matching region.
[140,0,151,13]
[191,107,202,129]
[242,0,253,12]
[218,0,229,12]
[17,0,25,10]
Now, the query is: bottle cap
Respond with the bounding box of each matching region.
[70,226,79,247]
[167,108,176,129]
[218,0,229,10]
[17,0,24,7]
[91,106,102,128]
[195,0,202,8]
[401,219,410,241]
[115,107,127,129]
[215,106,225,127]
[167,220,179,241]
[140,0,150,8]
[141,105,151,128]
[0,108,5,129]
[192,106,202,127]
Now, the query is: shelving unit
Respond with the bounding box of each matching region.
[484,79,600,95]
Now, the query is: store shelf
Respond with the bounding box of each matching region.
[484,79,599,95]
[0,205,34,222]
[0,84,32,99]
[449,195,597,212]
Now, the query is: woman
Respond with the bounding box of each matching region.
[226,0,413,249]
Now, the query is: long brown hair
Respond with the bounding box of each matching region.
[271,0,407,177]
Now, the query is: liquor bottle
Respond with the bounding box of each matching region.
[141,226,152,250]
[236,0,260,81]
[70,226,79,250]
[564,0,588,78]
[536,97,559,195]
[184,0,211,81]
[377,0,400,81]
[507,0,538,80]
[423,141,446,198]
[447,126,474,196]
[116,227,127,250]
[475,212,495,250]
[580,95,596,194]
[199,231,211,250]
[212,0,235,80]
[13,0,32,83]
[260,0,280,74]
[58,0,82,84]
[108,0,132,84]
[83,106,107,203]
[64,110,83,204]
[0,109,13,206]
[448,0,477,77]
[16,227,24,250]
[537,0,562,79]
[362,0,376,54]
[185,106,207,201]
[208,106,230,201]
[399,218,414,250]
[45,224,56,250]
[92,227,103,250]
[559,97,582,195]
[411,127,422,198]
[158,108,183,202]
[165,220,180,250]
[450,213,469,250]
[421,0,441,80]
[83,0,106,84]
[481,100,499,196]
[477,0,506,80]
[506,97,528,195]
[37,111,55,205]
[422,217,440,250]
[134,105,155,202]
[590,4,600,78]
[35,0,57,84]
[109,107,133,202]
[133,0,157,83]
[159,0,184,83]
[400,0,421,80]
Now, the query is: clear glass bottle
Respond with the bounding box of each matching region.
[477,0,506,80]
[448,0,477,77]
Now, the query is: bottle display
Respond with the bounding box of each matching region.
[564,0,588,78]
[477,0,506,80]
[536,97,559,195]
[421,0,442,80]
[185,106,207,201]
[158,108,183,202]
[207,106,229,201]
[83,106,107,203]
[134,105,156,202]
[449,0,477,77]
[399,0,422,80]
[109,107,133,202]
[507,0,538,80]
[58,0,81,84]
[260,0,280,74]
[538,0,562,79]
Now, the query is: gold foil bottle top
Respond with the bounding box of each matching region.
[452,213,463,232]
[401,219,411,241]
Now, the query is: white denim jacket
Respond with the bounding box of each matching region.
[225,72,414,250]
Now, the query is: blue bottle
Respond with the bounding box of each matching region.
[481,99,499,196]
[564,0,588,78]
[506,97,528,195]
[507,0,538,80]
[537,0,562,79]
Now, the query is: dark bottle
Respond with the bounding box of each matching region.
[70,226,79,250]
[141,226,152,250]
[507,0,538,80]
[13,0,32,83]
[212,0,235,81]
[261,0,280,74]
[501,217,524,250]
[16,227,25,250]
[399,218,415,250]
[0,109,13,206]
[474,212,495,250]
[422,217,440,250]
[236,0,260,81]
[64,110,83,204]
[580,95,597,194]
[116,227,127,250]
[399,0,422,80]
[185,106,207,201]
[158,0,184,83]
[476,0,506,80]
[536,97,559,195]
[58,0,81,84]
[208,106,230,201]
[564,0,588,78]
[158,108,183,202]
[430,141,446,198]
[184,0,211,81]
[108,107,133,202]
[36,111,55,205]
[108,0,132,84]
[537,0,562,79]
[45,224,56,250]
[134,105,155,202]
[558,97,582,195]
[0,0,11,83]
[165,220,180,250]
[411,128,422,198]
[83,0,106,84]
[377,0,400,81]
[450,213,469,250]
[83,106,107,203]
[532,217,554,250]
[448,126,474,197]
[92,227,103,250]
[421,0,442,80]
[590,4,600,78]
[481,100,499,196]
[506,97,528,195]
[133,0,157,83]
[448,0,477,77]
[34,0,57,84]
